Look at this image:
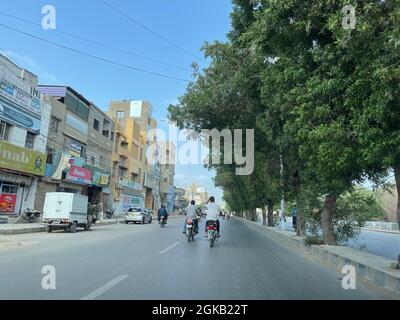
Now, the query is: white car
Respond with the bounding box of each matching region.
[125,207,152,224]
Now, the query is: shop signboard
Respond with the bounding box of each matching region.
[0,96,41,132]
[0,140,45,176]
[120,179,142,191]
[66,166,92,184]
[0,73,41,116]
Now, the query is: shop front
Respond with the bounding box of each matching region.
[85,164,111,209]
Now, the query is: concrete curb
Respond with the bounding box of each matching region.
[236,217,400,295]
[362,227,400,235]
[0,218,126,235]
[0,226,45,235]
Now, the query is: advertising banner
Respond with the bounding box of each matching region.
[0,140,45,176]
[0,193,17,213]
[121,194,143,211]
[66,166,92,184]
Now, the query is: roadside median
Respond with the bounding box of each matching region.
[237,217,400,295]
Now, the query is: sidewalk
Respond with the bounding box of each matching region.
[237,217,400,295]
[0,217,126,235]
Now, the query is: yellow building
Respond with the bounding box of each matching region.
[108,100,159,214]
[109,117,146,214]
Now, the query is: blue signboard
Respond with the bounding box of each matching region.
[0,96,41,132]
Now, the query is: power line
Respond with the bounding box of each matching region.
[99,0,204,61]
[0,10,191,72]
[0,23,190,82]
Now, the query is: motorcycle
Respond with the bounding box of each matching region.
[22,208,41,223]
[23,209,40,223]
[160,216,167,228]
[207,221,219,248]
[186,218,195,242]
[105,209,115,219]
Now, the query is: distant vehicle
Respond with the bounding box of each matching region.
[105,208,115,219]
[160,216,167,228]
[125,207,152,224]
[42,193,92,233]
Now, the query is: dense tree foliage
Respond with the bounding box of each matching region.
[169,0,400,244]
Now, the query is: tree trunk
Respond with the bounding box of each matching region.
[321,194,337,245]
[249,208,256,222]
[267,199,274,227]
[261,206,267,226]
[296,196,305,237]
[393,164,400,229]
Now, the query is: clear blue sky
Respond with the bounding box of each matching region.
[0,0,232,203]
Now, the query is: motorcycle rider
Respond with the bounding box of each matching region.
[205,196,221,237]
[183,200,199,234]
[158,205,169,224]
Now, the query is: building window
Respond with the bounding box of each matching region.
[1,183,18,194]
[116,111,125,119]
[0,120,11,140]
[49,117,59,136]
[25,132,35,149]
[139,148,143,162]
[99,156,104,168]
[164,177,168,183]
[93,119,100,131]
[110,131,115,142]
[46,148,54,164]
[90,156,95,166]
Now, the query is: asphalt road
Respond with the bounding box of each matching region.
[0,217,397,300]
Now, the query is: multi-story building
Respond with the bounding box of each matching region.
[108,100,159,213]
[158,141,176,213]
[0,54,50,219]
[173,187,186,213]
[35,86,113,211]
[108,115,145,214]
[185,183,208,205]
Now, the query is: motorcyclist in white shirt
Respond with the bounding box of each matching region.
[183,200,199,234]
[205,196,221,237]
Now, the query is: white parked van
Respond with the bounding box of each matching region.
[42,193,92,233]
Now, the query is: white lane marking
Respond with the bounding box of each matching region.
[160,241,180,254]
[81,274,129,300]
